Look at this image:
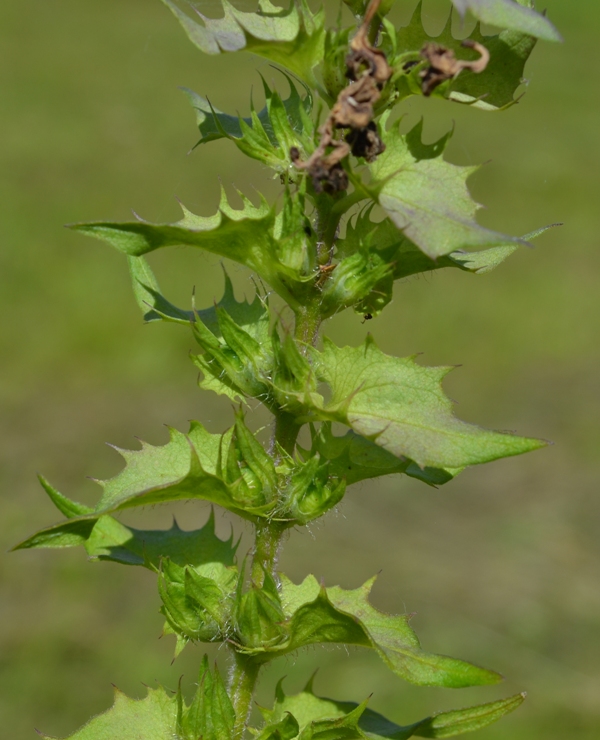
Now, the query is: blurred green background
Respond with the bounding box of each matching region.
[1,0,599,737]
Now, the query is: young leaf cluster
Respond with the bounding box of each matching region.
[18,1,559,738]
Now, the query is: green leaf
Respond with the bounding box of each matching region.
[263,681,369,739]
[87,510,238,569]
[182,656,236,740]
[306,335,545,470]
[71,187,314,311]
[183,73,314,171]
[334,210,558,312]
[37,686,179,740]
[367,119,526,260]
[392,1,539,111]
[291,576,502,687]
[18,421,279,546]
[14,483,239,569]
[256,711,300,740]
[127,255,192,324]
[413,693,526,737]
[262,681,525,739]
[93,422,238,514]
[182,88,271,145]
[452,0,562,42]
[309,424,461,488]
[240,574,501,688]
[161,0,326,86]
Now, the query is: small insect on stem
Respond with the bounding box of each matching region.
[315,263,337,289]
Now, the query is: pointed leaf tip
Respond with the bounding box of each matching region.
[451,0,562,42]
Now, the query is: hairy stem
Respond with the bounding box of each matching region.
[228,519,287,738]
[227,194,339,737]
[294,299,322,347]
[228,650,261,740]
[251,518,287,584]
[273,409,302,462]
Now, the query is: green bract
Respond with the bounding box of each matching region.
[18,0,559,738]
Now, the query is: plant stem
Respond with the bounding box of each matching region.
[251,518,287,584]
[294,299,322,347]
[228,650,261,740]
[228,519,287,738]
[227,197,336,737]
[273,409,302,462]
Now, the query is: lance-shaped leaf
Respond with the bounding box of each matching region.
[337,206,519,282]
[36,686,179,740]
[411,693,526,738]
[127,255,276,403]
[284,575,502,688]
[302,336,545,470]
[181,656,235,740]
[14,480,240,570]
[238,575,501,688]
[451,0,561,42]
[308,423,461,488]
[182,88,273,146]
[367,119,526,260]
[128,255,271,343]
[161,0,326,86]
[87,513,238,570]
[261,679,525,739]
[93,422,240,514]
[72,187,313,311]
[18,421,278,544]
[392,1,539,111]
[334,209,559,316]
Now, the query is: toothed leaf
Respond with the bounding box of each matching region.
[368,120,525,260]
[283,576,502,688]
[335,210,557,312]
[161,0,326,86]
[261,682,368,739]
[451,0,561,42]
[71,188,313,310]
[263,682,525,739]
[236,574,501,688]
[14,484,239,570]
[310,424,461,488]
[393,2,539,110]
[303,336,545,470]
[127,255,192,324]
[36,686,179,740]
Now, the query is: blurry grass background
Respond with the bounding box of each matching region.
[1,0,599,737]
